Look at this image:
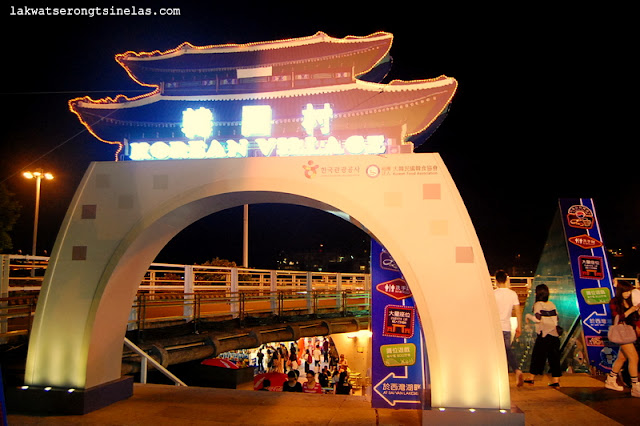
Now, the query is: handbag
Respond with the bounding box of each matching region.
[608,315,637,345]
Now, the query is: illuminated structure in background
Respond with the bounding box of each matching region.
[69,32,456,160]
[23,32,520,422]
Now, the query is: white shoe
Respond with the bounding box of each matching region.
[632,382,640,398]
[605,375,623,391]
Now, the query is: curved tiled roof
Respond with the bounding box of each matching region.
[70,32,457,158]
[116,32,394,86]
[70,77,457,148]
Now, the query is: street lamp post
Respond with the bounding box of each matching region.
[23,169,53,275]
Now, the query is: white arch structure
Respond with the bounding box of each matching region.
[24,153,510,411]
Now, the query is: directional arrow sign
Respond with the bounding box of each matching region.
[583,310,609,334]
[373,368,422,407]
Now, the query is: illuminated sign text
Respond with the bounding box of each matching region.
[127,105,389,160]
[128,135,387,160]
[181,107,213,139]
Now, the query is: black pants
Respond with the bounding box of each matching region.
[529,334,562,377]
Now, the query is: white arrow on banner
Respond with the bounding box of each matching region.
[373,367,420,407]
[583,310,608,334]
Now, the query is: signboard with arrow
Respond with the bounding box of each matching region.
[371,240,428,409]
[560,198,616,372]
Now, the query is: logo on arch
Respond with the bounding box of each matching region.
[302,160,319,178]
[376,278,412,300]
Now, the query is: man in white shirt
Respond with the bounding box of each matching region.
[494,269,523,386]
[313,345,322,367]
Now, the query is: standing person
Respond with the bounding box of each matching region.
[619,282,640,387]
[329,344,339,369]
[338,353,349,370]
[266,349,273,372]
[493,270,524,386]
[604,281,640,397]
[322,338,330,363]
[313,345,322,368]
[289,350,299,374]
[282,370,302,392]
[302,370,323,394]
[304,349,312,373]
[524,284,562,387]
[279,347,287,373]
[256,349,265,373]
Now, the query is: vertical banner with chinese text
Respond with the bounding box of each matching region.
[371,240,428,409]
[559,198,616,372]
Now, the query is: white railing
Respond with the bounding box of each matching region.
[0,255,371,296]
[124,337,187,386]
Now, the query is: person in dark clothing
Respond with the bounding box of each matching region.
[318,366,329,388]
[334,371,351,395]
[257,349,265,373]
[282,370,302,392]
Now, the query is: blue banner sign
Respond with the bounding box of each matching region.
[559,198,616,372]
[371,240,428,408]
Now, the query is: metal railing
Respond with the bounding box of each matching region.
[0,254,371,339]
[124,337,187,386]
[129,289,370,332]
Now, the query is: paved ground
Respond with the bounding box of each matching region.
[6,373,639,425]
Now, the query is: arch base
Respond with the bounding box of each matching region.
[6,376,133,416]
[421,406,524,425]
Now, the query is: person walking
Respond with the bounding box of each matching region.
[524,284,562,387]
[304,349,312,373]
[620,284,640,387]
[604,281,640,397]
[493,269,524,386]
[313,345,322,368]
[322,338,329,363]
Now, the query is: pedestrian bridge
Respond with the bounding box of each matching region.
[1,254,374,385]
[1,254,542,342]
[1,254,371,337]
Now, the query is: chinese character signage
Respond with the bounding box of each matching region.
[371,240,428,409]
[559,198,616,372]
[126,105,388,160]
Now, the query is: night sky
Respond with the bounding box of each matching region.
[1,4,636,274]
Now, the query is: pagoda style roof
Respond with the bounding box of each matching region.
[116,31,393,88]
[69,76,457,148]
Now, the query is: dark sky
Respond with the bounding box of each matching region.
[1,4,636,273]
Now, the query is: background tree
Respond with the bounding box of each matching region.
[0,183,21,253]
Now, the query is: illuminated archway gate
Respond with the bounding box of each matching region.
[25,153,509,411]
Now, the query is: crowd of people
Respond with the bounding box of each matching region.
[256,337,352,395]
[255,337,339,375]
[273,365,353,395]
[495,269,640,398]
[255,337,354,394]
